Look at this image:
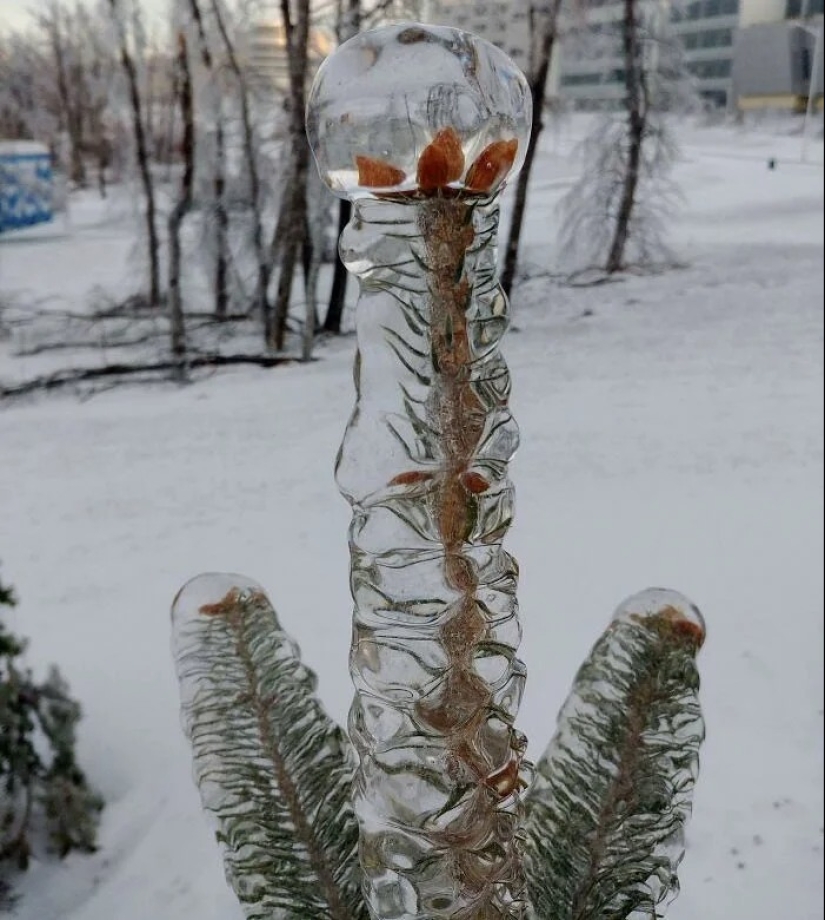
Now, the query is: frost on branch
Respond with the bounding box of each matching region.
[171,574,368,920]
[523,588,706,920]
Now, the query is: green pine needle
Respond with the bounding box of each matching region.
[172,574,368,920]
[524,588,706,920]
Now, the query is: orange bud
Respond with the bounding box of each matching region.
[667,616,706,648]
[355,155,406,188]
[461,471,490,494]
[484,758,522,798]
[465,138,519,193]
[388,470,435,486]
[199,589,240,617]
[417,127,465,191]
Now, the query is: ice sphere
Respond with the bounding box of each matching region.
[306,22,531,198]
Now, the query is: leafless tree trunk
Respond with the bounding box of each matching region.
[302,236,321,361]
[41,3,86,187]
[606,0,647,273]
[213,116,230,321]
[501,0,563,298]
[324,198,351,332]
[187,0,230,320]
[167,31,196,379]
[324,0,362,334]
[108,0,162,308]
[272,0,313,352]
[209,0,271,339]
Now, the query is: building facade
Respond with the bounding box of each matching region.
[732,0,823,110]
[424,0,823,113]
[427,0,535,72]
[556,0,740,110]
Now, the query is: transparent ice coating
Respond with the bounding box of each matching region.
[524,588,705,920]
[307,23,532,920]
[613,587,707,645]
[306,23,531,198]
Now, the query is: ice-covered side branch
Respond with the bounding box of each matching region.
[523,589,706,920]
[172,574,367,920]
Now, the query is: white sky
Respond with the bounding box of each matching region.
[0,0,169,33]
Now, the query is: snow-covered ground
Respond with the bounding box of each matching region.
[0,117,823,920]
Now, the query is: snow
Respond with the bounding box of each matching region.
[0,116,823,920]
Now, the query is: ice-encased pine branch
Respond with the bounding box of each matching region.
[306,24,535,918]
[523,588,705,920]
[172,573,369,920]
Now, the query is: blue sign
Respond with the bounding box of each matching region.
[0,145,54,233]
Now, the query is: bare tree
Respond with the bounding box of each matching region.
[39,2,87,186]
[167,30,196,378]
[323,0,362,335]
[556,0,690,276]
[75,4,118,197]
[607,0,646,272]
[0,32,60,146]
[272,0,313,352]
[500,0,564,298]
[209,0,274,338]
[186,0,230,320]
[108,0,162,308]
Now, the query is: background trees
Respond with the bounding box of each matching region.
[0,0,698,394]
[0,567,102,898]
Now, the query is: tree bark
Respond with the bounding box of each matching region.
[214,116,230,321]
[324,198,351,332]
[167,31,196,380]
[108,0,162,308]
[187,0,230,320]
[0,354,295,402]
[324,0,362,332]
[500,0,562,298]
[272,0,312,352]
[44,4,86,187]
[606,0,647,274]
[209,0,271,340]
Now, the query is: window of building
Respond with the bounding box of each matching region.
[787,0,824,13]
[688,58,732,77]
[699,27,733,46]
[701,89,728,107]
[561,72,607,86]
[801,45,812,79]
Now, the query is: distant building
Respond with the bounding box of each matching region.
[425,0,562,93]
[351,0,822,114]
[732,0,823,110]
[427,0,536,72]
[556,0,739,110]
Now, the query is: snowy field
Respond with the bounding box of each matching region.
[0,117,823,920]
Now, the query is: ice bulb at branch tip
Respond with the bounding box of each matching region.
[306,22,531,199]
[614,587,706,647]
